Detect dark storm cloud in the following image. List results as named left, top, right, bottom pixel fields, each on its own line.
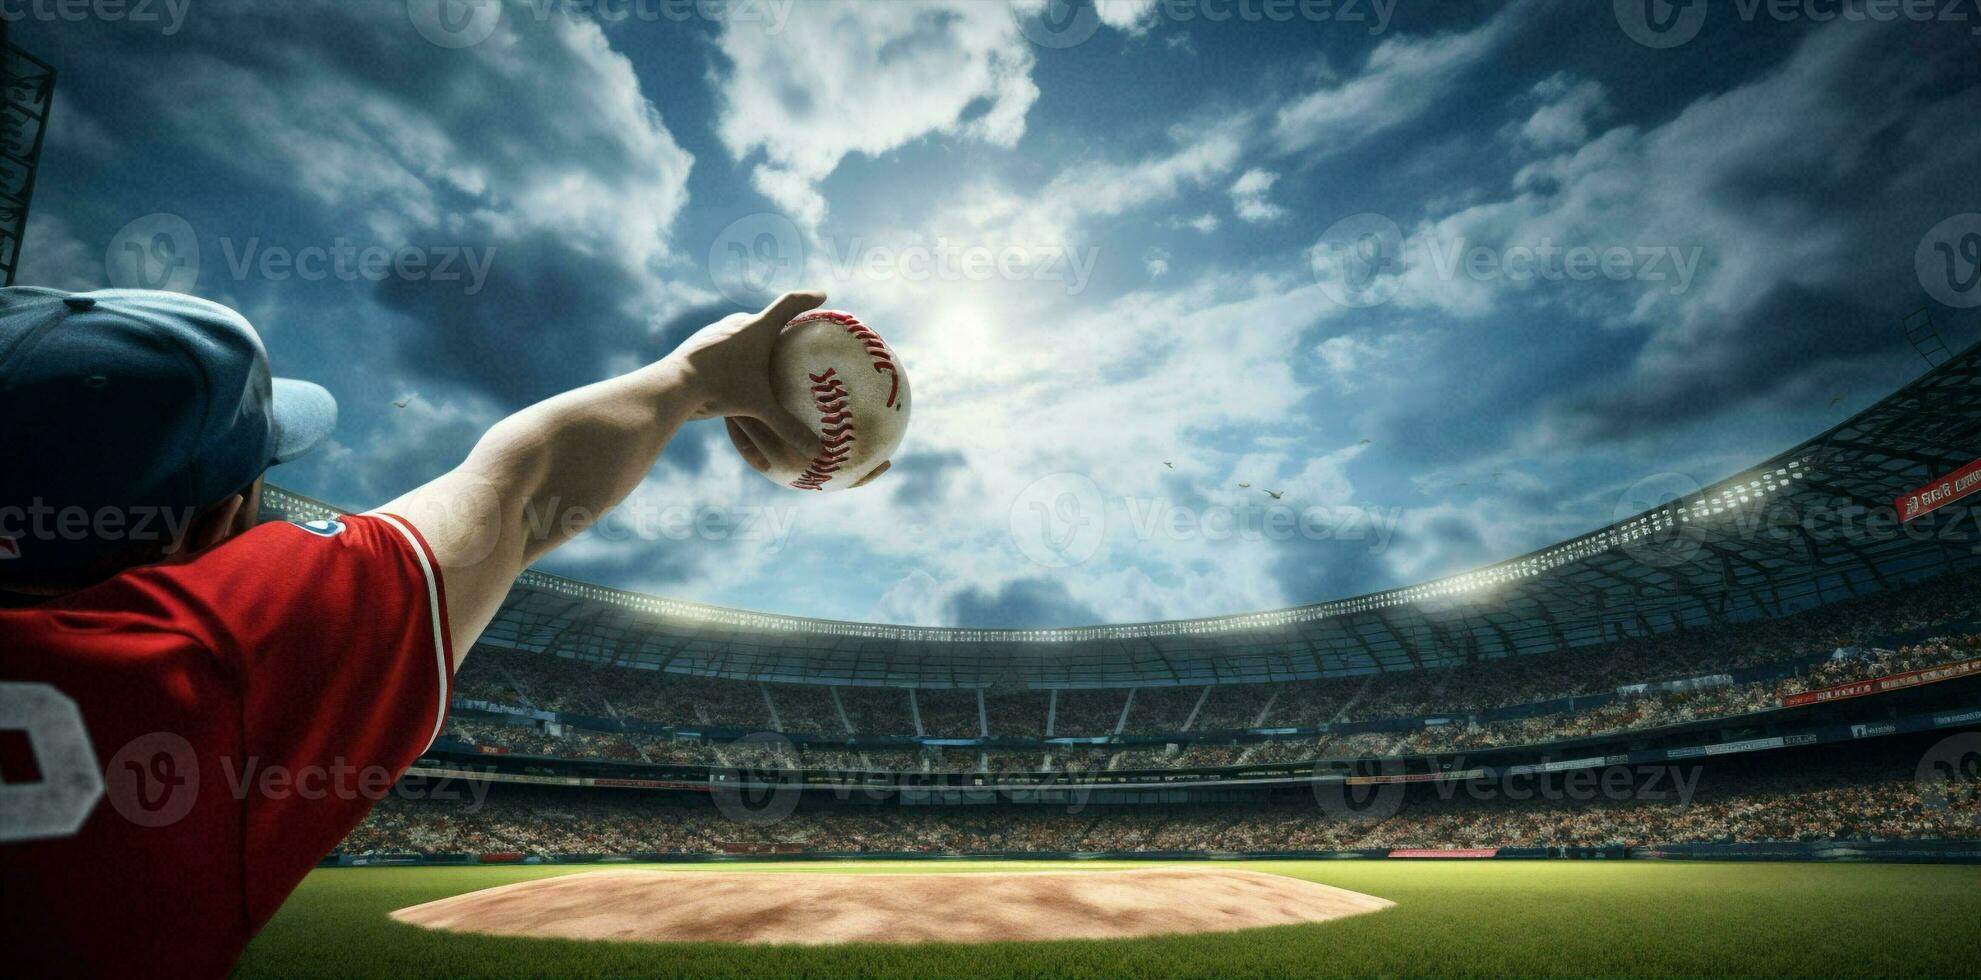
left=886, top=450, right=969, bottom=508
left=28, top=0, right=698, bottom=408
left=534, top=531, right=707, bottom=592
left=944, top=577, right=1101, bottom=629
left=1530, top=18, right=1981, bottom=448
left=371, top=234, right=653, bottom=405
left=650, top=303, right=745, bottom=353
left=1268, top=535, right=1396, bottom=608
left=656, top=418, right=728, bottom=475
left=350, top=406, right=489, bottom=504
left=1542, top=285, right=1917, bottom=446
left=1268, top=508, right=1501, bottom=608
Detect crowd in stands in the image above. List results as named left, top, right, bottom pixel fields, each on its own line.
left=985, top=691, right=1049, bottom=737
left=435, top=572, right=1978, bottom=773
left=449, top=719, right=558, bottom=757
left=440, top=632, right=1978, bottom=772
left=341, top=745, right=1981, bottom=856
left=914, top=688, right=980, bottom=738
left=1262, top=572, right=1979, bottom=729
left=1781, top=635, right=1976, bottom=696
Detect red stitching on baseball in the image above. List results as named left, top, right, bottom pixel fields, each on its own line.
left=792, top=310, right=901, bottom=408
left=791, top=366, right=854, bottom=491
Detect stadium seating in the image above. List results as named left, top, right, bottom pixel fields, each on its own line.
left=438, top=570, right=1979, bottom=772
left=342, top=737, right=1981, bottom=856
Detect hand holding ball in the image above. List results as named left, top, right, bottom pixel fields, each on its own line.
left=757, top=310, right=910, bottom=492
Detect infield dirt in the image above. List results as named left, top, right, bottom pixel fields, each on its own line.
left=389, top=866, right=1395, bottom=945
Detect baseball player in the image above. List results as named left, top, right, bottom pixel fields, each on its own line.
left=0, top=285, right=877, bottom=977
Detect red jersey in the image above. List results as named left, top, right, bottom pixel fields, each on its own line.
left=0, top=513, right=453, bottom=978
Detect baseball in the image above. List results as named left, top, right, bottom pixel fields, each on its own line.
left=758, top=310, right=911, bottom=492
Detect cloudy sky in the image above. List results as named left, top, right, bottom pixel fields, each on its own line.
left=18, top=0, right=1981, bottom=627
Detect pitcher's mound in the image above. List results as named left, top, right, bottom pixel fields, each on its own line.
left=390, top=867, right=1393, bottom=945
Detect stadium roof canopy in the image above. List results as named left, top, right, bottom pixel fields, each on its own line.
left=266, top=339, right=1981, bottom=688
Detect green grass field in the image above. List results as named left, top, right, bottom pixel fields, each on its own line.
left=237, top=860, right=1981, bottom=978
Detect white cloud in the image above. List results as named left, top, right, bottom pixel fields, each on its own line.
left=1274, top=7, right=1524, bottom=156
left=136, top=2, right=693, bottom=282
left=815, top=260, right=1354, bottom=622
left=14, top=212, right=96, bottom=291
left=348, top=391, right=501, bottom=501
left=1519, top=73, right=1609, bottom=149
left=1312, top=332, right=1405, bottom=391
left=1351, top=17, right=1979, bottom=453
left=714, top=1, right=1039, bottom=229
left=1392, top=18, right=1953, bottom=334
left=1144, top=246, right=1171, bottom=278
left=1230, top=168, right=1285, bottom=223
left=1171, top=212, right=1221, bottom=234
left=44, top=105, right=118, bottom=162
left=936, top=116, right=1248, bottom=251
left=1095, top=0, right=1163, bottom=32
left=1034, top=117, right=1249, bottom=236
left=867, top=569, right=950, bottom=627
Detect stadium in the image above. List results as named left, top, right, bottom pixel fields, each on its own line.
left=235, top=337, right=1981, bottom=975
left=7, top=5, right=1981, bottom=978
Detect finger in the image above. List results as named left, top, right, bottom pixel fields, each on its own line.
left=758, top=290, right=826, bottom=328
left=725, top=418, right=768, bottom=472
left=851, top=460, right=891, bottom=489
left=751, top=405, right=825, bottom=462
left=737, top=413, right=818, bottom=470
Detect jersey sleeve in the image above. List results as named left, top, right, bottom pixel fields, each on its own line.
left=144, top=512, right=454, bottom=928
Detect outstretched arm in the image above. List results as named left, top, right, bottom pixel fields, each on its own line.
left=378, top=291, right=871, bottom=661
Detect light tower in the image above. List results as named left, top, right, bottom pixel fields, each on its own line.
left=0, top=23, right=56, bottom=286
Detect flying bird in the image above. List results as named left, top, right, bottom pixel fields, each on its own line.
left=1358, top=439, right=1373, bottom=446
left=392, top=396, right=411, bottom=409
left=1162, top=461, right=1175, bottom=469
left=1264, top=489, right=1284, bottom=500
left=1456, top=481, right=1469, bottom=490
left=1828, top=395, right=1844, bottom=408
left=1237, top=482, right=1251, bottom=488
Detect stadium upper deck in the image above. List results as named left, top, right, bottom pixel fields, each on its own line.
left=267, top=341, right=1981, bottom=688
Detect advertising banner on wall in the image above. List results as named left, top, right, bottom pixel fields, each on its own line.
left=1782, top=658, right=1981, bottom=707
left=1896, top=457, right=1981, bottom=522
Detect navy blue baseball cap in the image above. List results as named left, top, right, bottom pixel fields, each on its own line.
left=0, top=287, right=337, bottom=575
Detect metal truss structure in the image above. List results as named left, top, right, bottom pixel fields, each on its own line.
left=0, top=24, right=55, bottom=287
left=266, top=341, right=1981, bottom=689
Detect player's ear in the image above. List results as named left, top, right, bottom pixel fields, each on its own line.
left=234, top=477, right=266, bottom=535
left=179, top=487, right=253, bottom=557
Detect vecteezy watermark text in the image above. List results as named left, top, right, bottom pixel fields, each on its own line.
left=0, top=501, right=201, bottom=555
left=410, top=0, right=797, bottom=48
left=105, top=214, right=498, bottom=295
left=1017, top=0, right=1399, bottom=49
left=1121, top=499, right=1402, bottom=549
left=95, top=731, right=492, bottom=832
left=519, top=0, right=794, bottom=30
left=216, top=238, right=498, bottom=296
left=1007, top=472, right=1405, bottom=569
left=520, top=497, right=801, bottom=552
left=1613, top=0, right=1981, bottom=49
left=0, top=0, right=190, bottom=35
left=1310, top=213, right=1706, bottom=308
left=708, top=212, right=1101, bottom=304
left=1313, top=757, right=1706, bottom=823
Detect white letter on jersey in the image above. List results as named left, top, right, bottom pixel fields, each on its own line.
left=0, top=683, right=105, bottom=842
